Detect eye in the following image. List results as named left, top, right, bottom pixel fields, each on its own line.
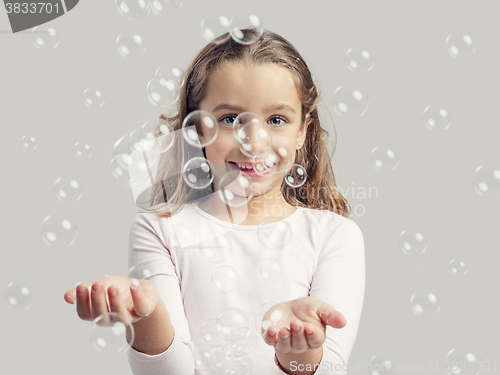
left=219, top=115, right=287, bottom=128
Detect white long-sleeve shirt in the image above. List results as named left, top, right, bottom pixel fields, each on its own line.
left=126, top=199, right=365, bottom=375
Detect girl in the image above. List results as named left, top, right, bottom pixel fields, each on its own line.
left=64, top=28, right=365, bottom=375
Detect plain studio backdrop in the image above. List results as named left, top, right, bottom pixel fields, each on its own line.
left=1, top=0, right=498, bottom=374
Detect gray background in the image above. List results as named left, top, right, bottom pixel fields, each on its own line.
left=1, top=0, right=498, bottom=374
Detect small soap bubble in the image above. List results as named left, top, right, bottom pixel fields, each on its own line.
left=193, top=346, right=212, bottom=370
left=183, top=157, right=214, bottom=189
left=472, top=165, right=500, bottom=198
left=115, top=0, right=150, bottom=21
left=110, top=157, right=131, bottom=188
left=253, top=142, right=293, bottom=177
left=82, top=88, right=106, bottom=108
left=257, top=257, right=284, bottom=283
left=410, top=291, right=441, bottom=317
left=54, top=176, right=83, bottom=203
left=345, top=47, right=375, bottom=73
left=423, top=105, right=452, bottom=130
left=332, top=85, right=369, bottom=117
left=211, top=265, right=239, bottom=293
left=146, top=77, right=178, bottom=108
left=448, top=259, right=468, bottom=276
left=367, top=354, right=394, bottom=375
left=40, top=214, right=78, bottom=247
left=370, top=146, right=399, bottom=171
left=168, top=222, right=197, bottom=250
left=199, top=231, right=232, bottom=263
left=216, top=308, right=249, bottom=341
left=445, top=348, right=482, bottom=375
left=21, top=136, right=38, bottom=150
left=258, top=216, right=292, bottom=250
left=116, top=32, right=146, bottom=57
left=217, top=170, right=253, bottom=207
left=199, top=318, right=226, bottom=347
left=285, top=164, right=307, bottom=187
left=201, top=13, right=231, bottom=44
left=182, top=110, right=219, bottom=148
left=229, top=11, right=263, bottom=45
left=74, top=142, right=93, bottom=158
left=232, top=112, right=271, bottom=157
left=90, top=312, right=134, bottom=354
left=254, top=302, right=292, bottom=338
left=210, top=345, right=253, bottom=374
left=31, top=26, right=60, bottom=50
left=221, top=328, right=258, bottom=356
left=149, top=0, right=182, bottom=16
left=2, top=282, right=32, bottom=311
left=446, top=33, right=476, bottom=58
left=399, top=229, right=428, bottom=255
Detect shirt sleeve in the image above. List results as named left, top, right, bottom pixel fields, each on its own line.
left=276, top=218, right=366, bottom=375
left=126, top=213, right=195, bottom=375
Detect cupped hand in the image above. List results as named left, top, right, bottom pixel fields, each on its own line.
left=63, top=275, right=159, bottom=325
left=262, top=297, right=346, bottom=354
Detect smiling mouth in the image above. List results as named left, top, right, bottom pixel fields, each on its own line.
left=228, top=161, right=276, bottom=172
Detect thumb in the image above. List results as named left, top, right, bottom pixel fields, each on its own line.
left=319, top=304, right=347, bottom=329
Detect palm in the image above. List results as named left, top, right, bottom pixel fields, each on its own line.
left=261, top=297, right=346, bottom=353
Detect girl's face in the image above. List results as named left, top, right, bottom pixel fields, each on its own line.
left=199, top=63, right=309, bottom=198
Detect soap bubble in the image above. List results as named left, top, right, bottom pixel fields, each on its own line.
left=445, top=347, right=482, bottom=375
left=149, top=0, right=182, bottom=16
left=82, top=88, right=106, bottom=108
left=410, top=291, right=441, bottom=317
left=40, top=215, right=78, bottom=247
left=199, top=231, right=232, bottom=263
left=2, top=282, right=33, bottom=312
left=90, top=312, right=135, bottom=354
left=116, top=32, right=146, bottom=57
left=423, top=105, right=452, bottom=131
left=370, top=146, right=399, bottom=172
left=257, top=257, right=284, bottom=283
left=229, top=11, right=263, bottom=45
left=115, top=0, right=150, bottom=21
left=201, top=13, right=231, bottom=44
left=252, top=142, right=293, bottom=177
left=472, top=165, right=500, bottom=198
left=31, top=26, right=60, bottom=50
left=232, top=112, right=271, bottom=157
left=446, top=33, right=476, bottom=58
left=183, top=157, right=213, bottom=189
left=332, top=85, right=369, bottom=117
left=448, top=259, right=468, bottom=276
left=254, top=302, right=292, bottom=338
left=399, top=229, right=428, bottom=255
left=146, top=77, right=177, bottom=108
left=285, top=164, right=307, bottom=187
left=182, top=110, right=219, bottom=148
left=199, top=318, right=226, bottom=347
left=210, top=345, right=253, bottom=374
left=21, top=136, right=38, bottom=150
left=366, top=354, right=394, bottom=375
left=54, top=176, right=83, bottom=203
left=217, top=170, right=253, bottom=207
left=258, top=216, right=292, bottom=250
left=345, top=47, right=375, bottom=73
left=74, top=142, right=92, bottom=158
left=211, top=266, right=239, bottom=293
left=216, top=308, right=249, bottom=341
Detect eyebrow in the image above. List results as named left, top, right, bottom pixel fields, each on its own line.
left=211, top=103, right=297, bottom=114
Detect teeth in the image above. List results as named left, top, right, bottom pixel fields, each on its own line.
left=235, top=162, right=253, bottom=170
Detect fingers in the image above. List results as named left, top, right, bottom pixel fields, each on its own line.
left=129, top=279, right=151, bottom=317
left=90, top=282, right=109, bottom=322
left=107, top=285, right=130, bottom=320
left=275, top=327, right=291, bottom=352
left=320, top=308, right=346, bottom=329
left=289, top=319, right=308, bottom=352
left=76, top=283, right=92, bottom=321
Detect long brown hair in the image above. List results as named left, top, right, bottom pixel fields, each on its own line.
left=137, top=28, right=351, bottom=218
